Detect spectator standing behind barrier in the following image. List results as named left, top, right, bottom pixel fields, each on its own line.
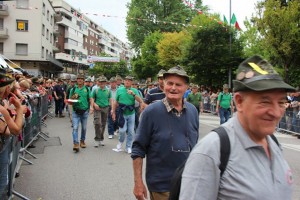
left=69, top=74, right=92, bottom=153
left=107, top=77, right=118, bottom=139
left=53, top=78, right=66, bottom=118
left=216, top=84, right=234, bottom=124
left=180, top=55, right=294, bottom=200
left=186, top=84, right=203, bottom=114
left=0, top=73, right=25, bottom=197
left=111, top=75, right=144, bottom=154
left=144, top=69, right=166, bottom=105
left=132, top=66, right=199, bottom=200
left=290, top=90, right=300, bottom=133
left=90, top=76, right=112, bottom=147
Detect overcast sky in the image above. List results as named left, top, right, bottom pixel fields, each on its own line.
left=65, top=0, right=258, bottom=44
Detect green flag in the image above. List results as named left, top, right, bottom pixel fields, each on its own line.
left=223, top=15, right=228, bottom=24
left=231, top=13, right=237, bottom=25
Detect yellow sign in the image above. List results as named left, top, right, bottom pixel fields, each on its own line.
left=17, top=22, right=24, bottom=30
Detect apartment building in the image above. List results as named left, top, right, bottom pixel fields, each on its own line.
left=0, top=0, right=133, bottom=77
left=1, top=0, right=63, bottom=77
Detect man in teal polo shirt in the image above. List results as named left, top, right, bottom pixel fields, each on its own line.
left=111, top=75, right=144, bottom=154
left=90, top=76, right=112, bottom=147
left=69, top=74, right=92, bottom=152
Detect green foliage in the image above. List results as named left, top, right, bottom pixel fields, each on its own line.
left=126, top=0, right=203, bottom=51
left=254, top=0, right=300, bottom=81
left=157, top=31, right=191, bottom=68
left=183, top=14, right=244, bottom=86
left=134, top=31, right=163, bottom=79
left=88, top=59, right=129, bottom=79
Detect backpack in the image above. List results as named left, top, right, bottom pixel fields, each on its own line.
left=169, top=126, right=280, bottom=200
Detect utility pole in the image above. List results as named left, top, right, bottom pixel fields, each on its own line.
left=228, top=0, right=232, bottom=89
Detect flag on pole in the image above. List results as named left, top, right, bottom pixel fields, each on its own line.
left=235, top=21, right=241, bottom=31
left=223, top=15, right=228, bottom=24
left=230, top=13, right=237, bottom=25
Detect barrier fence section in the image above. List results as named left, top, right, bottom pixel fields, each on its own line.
left=0, top=93, right=50, bottom=200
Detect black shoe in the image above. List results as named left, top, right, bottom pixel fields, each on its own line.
left=28, top=144, right=36, bottom=148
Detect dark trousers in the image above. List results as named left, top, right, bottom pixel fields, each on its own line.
left=135, top=106, right=140, bottom=130
left=54, top=98, right=64, bottom=115
left=107, top=106, right=119, bottom=135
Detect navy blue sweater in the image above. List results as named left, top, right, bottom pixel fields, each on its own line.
left=131, top=100, right=199, bottom=192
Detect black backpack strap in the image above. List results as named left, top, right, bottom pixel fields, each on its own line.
left=269, top=134, right=280, bottom=147
left=213, top=126, right=231, bottom=177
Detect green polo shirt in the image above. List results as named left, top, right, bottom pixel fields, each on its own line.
left=187, top=92, right=202, bottom=107
left=116, top=87, right=139, bottom=115
left=218, top=92, right=232, bottom=109
left=69, top=85, right=90, bottom=110
left=92, top=87, right=111, bottom=107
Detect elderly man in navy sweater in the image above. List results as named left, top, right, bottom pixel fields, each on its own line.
left=131, top=66, right=199, bottom=200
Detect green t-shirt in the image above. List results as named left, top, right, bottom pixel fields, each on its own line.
left=92, top=87, right=111, bottom=107
left=217, top=92, right=232, bottom=109
left=187, top=92, right=202, bottom=107
left=116, top=87, right=139, bottom=115
left=69, top=85, right=90, bottom=110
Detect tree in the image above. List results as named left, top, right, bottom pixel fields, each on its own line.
left=183, top=14, right=244, bottom=86
left=88, top=60, right=129, bottom=79
left=132, top=31, right=163, bottom=80
left=254, top=0, right=300, bottom=81
left=157, top=31, right=191, bottom=68
left=126, top=0, right=205, bottom=51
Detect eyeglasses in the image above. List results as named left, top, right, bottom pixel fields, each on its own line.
left=168, top=114, right=191, bottom=153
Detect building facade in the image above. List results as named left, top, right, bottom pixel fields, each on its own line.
left=0, top=0, right=133, bottom=78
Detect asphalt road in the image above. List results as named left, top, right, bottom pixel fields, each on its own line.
left=13, top=113, right=300, bottom=200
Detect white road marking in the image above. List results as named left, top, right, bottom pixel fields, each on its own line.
left=281, top=143, right=300, bottom=152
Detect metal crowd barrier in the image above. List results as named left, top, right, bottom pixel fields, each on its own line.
left=277, top=110, right=300, bottom=137
left=0, top=94, right=51, bottom=200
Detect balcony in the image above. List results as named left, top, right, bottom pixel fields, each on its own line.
left=52, top=44, right=60, bottom=52
left=53, top=25, right=60, bottom=36
left=64, top=43, right=87, bottom=55
left=46, top=54, right=64, bottom=70
left=55, top=52, right=88, bottom=65
left=0, top=28, right=8, bottom=39
left=0, top=4, right=9, bottom=16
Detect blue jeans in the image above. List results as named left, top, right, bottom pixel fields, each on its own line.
left=108, top=107, right=119, bottom=136
left=219, top=107, right=231, bottom=124
left=72, top=110, right=89, bottom=144
left=119, top=113, right=135, bottom=149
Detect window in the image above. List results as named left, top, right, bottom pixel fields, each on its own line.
left=50, top=33, right=52, bottom=43
left=50, top=15, right=53, bottom=25
left=16, top=43, right=28, bottom=55
left=0, top=43, right=3, bottom=54
left=16, top=0, right=29, bottom=9
left=46, top=49, right=48, bottom=56
left=46, top=29, right=49, bottom=40
left=42, top=24, right=45, bottom=36
left=16, top=20, right=28, bottom=31
left=42, top=3, right=45, bottom=15
left=41, top=46, right=44, bottom=58
left=47, top=10, right=49, bottom=21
